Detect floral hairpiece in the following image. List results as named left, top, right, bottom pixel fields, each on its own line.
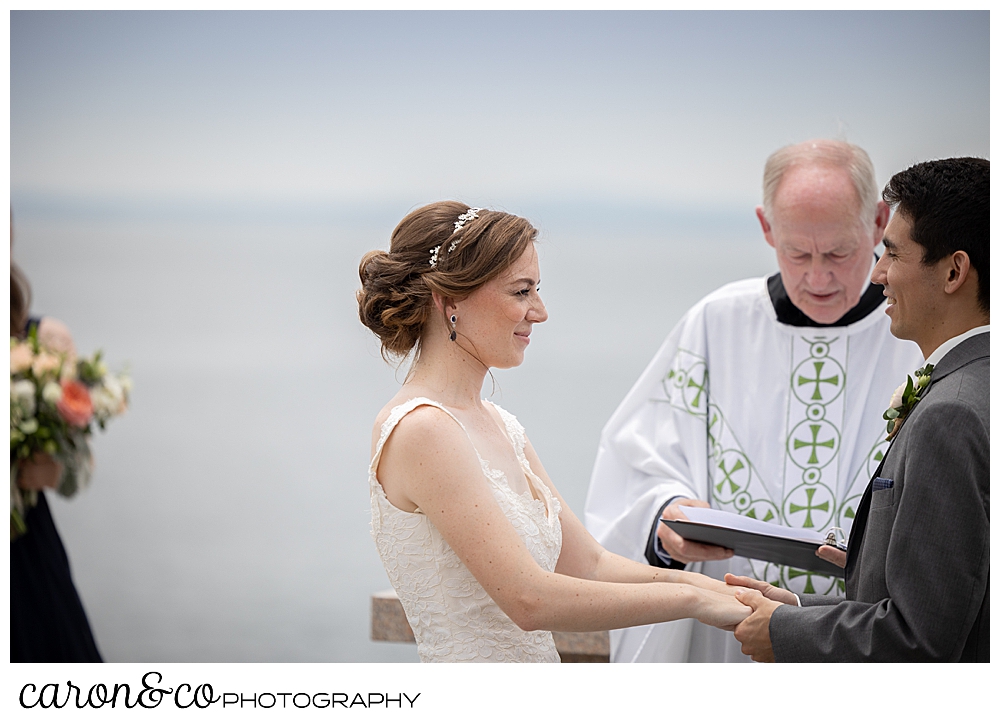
left=429, top=208, right=483, bottom=267
left=454, top=208, right=481, bottom=233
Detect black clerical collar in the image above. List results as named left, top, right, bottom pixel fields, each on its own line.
left=767, top=260, right=886, bottom=328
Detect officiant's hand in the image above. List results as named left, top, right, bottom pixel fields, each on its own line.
left=816, top=545, right=847, bottom=569
left=732, top=589, right=781, bottom=662
left=723, top=574, right=798, bottom=606
left=658, top=499, right=734, bottom=563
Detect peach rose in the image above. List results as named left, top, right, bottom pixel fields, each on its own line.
left=10, top=342, right=34, bottom=374
left=56, top=380, right=93, bottom=428
left=32, top=351, right=62, bottom=378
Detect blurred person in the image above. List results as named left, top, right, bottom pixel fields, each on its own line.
left=730, top=157, right=989, bottom=662
left=10, top=230, right=102, bottom=663
left=358, top=202, right=750, bottom=663
left=584, top=140, right=923, bottom=662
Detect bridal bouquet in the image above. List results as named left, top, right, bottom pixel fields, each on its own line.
left=10, top=330, right=132, bottom=539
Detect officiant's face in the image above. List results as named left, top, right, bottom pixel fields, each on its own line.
left=456, top=244, right=547, bottom=369
left=760, top=165, right=883, bottom=324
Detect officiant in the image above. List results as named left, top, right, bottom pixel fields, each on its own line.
left=584, top=139, right=923, bottom=663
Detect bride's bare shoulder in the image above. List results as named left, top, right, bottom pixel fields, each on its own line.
left=370, top=395, right=462, bottom=452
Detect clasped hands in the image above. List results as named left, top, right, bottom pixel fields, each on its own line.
left=723, top=550, right=846, bottom=662
left=659, top=499, right=848, bottom=662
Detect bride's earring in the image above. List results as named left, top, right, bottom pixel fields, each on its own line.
left=449, top=315, right=457, bottom=342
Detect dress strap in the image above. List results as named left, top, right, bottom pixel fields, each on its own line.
left=369, top=397, right=470, bottom=477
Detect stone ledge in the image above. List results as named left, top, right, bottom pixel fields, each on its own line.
left=371, top=590, right=610, bottom=663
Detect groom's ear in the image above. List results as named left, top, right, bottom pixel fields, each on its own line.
left=942, top=250, right=974, bottom=296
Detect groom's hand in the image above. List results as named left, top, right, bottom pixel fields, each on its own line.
left=816, top=544, right=847, bottom=569
left=733, top=589, right=781, bottom=663
left=657, top=499, right=734, bottom=563
left=724, top=574, right=799, bottom=606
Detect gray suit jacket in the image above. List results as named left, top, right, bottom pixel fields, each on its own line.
left=770, top=333, right=989, bottom=662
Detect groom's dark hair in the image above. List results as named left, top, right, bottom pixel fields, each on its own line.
left=882, top=157, right=989, bottom=312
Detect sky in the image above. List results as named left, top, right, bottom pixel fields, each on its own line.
left=11, top=10, right=990, bottom=214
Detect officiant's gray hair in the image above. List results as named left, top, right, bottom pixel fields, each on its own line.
left=761, top=140, right=878, bottom=226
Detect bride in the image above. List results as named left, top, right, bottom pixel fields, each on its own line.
left=358, top=202, right=749, bottom=662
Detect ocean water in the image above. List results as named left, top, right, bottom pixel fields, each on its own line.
left=13, top=203, right=776, bottom=662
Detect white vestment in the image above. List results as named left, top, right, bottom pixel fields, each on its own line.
left=584, top=276, right=923, bottom=663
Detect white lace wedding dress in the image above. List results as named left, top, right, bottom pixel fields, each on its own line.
left=369, top=397, right=562, bottom=663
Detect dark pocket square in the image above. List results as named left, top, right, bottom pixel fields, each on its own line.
left=873, top=477, right=894, bottom=491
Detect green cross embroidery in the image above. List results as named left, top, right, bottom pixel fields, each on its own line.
left=686, top=373, right=707, bottom=409
left=715, top=457, right=745, bottom=497
left=797, top=361, right=840, bottom=401
left=793, top=424, right=836, bottom=465
left=787, top=567, right=821, bottom=594
left=745, top=507, right=776, bottom=522
left=788, top=487, right=830, bottom=528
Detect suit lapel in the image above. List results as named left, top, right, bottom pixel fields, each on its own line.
left=846, top=439, right=893, bottom=577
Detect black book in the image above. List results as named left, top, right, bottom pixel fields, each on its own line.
left=663, top=508, right=845, bottom=578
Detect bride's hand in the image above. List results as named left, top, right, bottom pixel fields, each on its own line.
left=724, top=573, right=799, bottom=606
left=694, top=588, right=752, bottom=631
left=671, top=570, right=742, bottom=598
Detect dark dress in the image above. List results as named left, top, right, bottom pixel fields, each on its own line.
left=11, top=316, right=102, bottom=662
left=11, top=493, right=103, bottom=662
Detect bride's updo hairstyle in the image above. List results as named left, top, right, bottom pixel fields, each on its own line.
left=358, top=201, right=537, bottom=360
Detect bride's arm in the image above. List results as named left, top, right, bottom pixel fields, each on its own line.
left=521, top=436, right=738, bottom=598
left=376, top=407, right=748, bottom=633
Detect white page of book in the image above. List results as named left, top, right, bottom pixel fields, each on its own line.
left=682, top=506, right=829, bottom=545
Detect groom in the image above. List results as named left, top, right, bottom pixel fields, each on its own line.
left=729, top=157, right=989, bottom=662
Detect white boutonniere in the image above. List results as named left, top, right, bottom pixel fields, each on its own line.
left=882, top=363, right=934, bottom=440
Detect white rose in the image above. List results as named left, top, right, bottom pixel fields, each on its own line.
left=102, top=375, right=123, bottom=403
left=91, top=377, right=126, bottom=419
left=90, top=387, right=115, bottom=419
left=888, top=382, right=906, bottom=409
left=60, top=361, right=78, bottom=382
left=42, top=381, right=63, bottom=405
left=11, top=379, right=37, bottom=417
